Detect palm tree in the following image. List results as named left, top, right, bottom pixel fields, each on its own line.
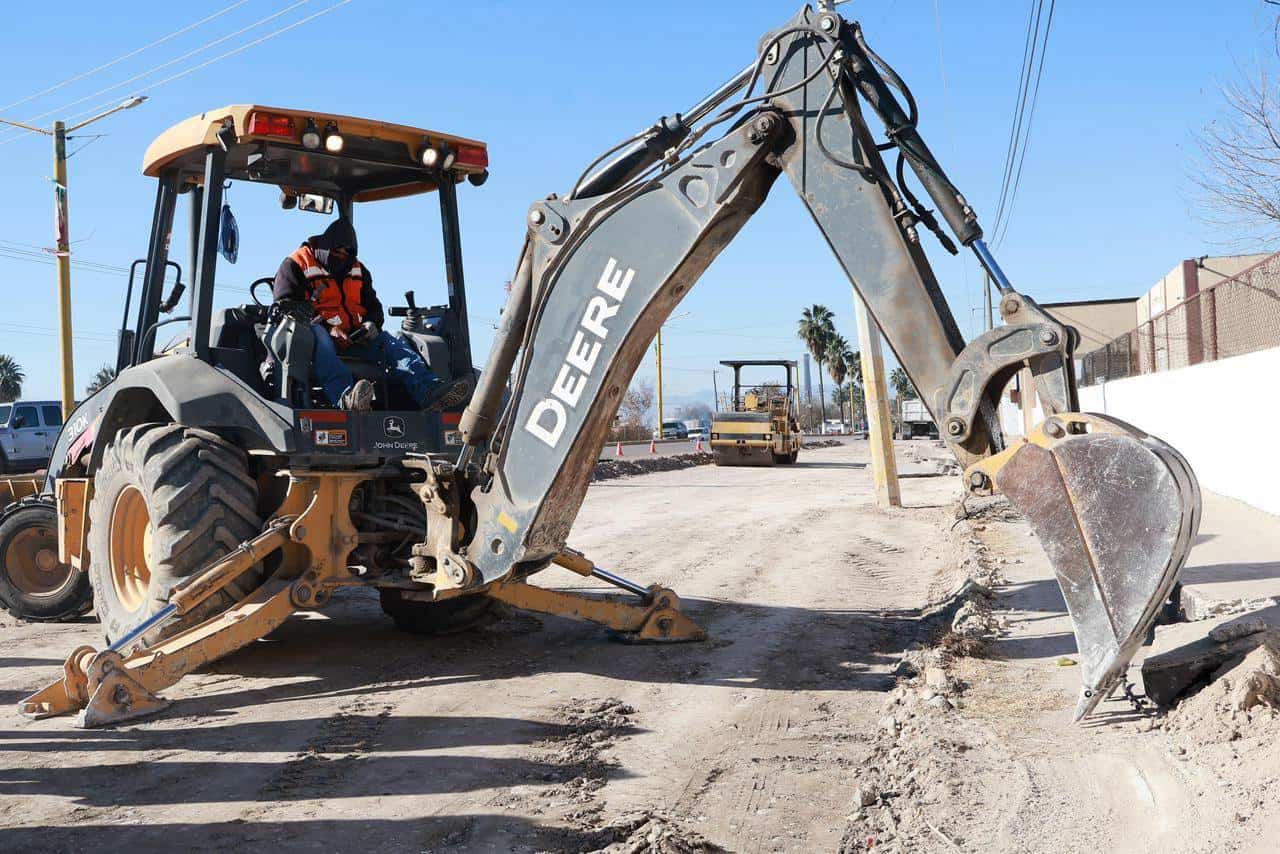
left=0, top=355, right=24, bottom=403
left=845, top=348, right=862, bottom=389
left=825, top=334, right=853, bottom=427
left=889, top=367, right=917, bottom=401
left=798, top=305, right=835, bottom=427
left=845, top=349, right=863, bottom=425
left=86, top=364, right=118, bottom=396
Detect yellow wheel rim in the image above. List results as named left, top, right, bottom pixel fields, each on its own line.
left=4, top=523, right=68, bottom=596
left=109, top=485, right=154, bottom=612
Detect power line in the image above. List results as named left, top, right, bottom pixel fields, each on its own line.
left=53, top=0, right=355, bottom=137
left=992, top=0, right=1056, bottom=248
left=990, top=1, right=1043, bottom=239
left=0, top=1, right=251, bottom=115
left=989, top=0, right=1056, bottom=249
left=0, top=240, right=248, bottom=296
left=0, top=0, right=317, bottom=144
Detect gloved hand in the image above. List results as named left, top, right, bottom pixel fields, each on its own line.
left=361, top=320, right=381, bottom=338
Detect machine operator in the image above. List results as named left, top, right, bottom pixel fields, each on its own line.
left=273, top=218, right=467, bottom=412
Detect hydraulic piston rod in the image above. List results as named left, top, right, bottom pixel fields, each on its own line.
left=971, top=239, right=1015, bottom=296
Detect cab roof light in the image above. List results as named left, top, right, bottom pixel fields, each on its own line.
left=323, top=122, right=344, bottom=153
left=247, top=111, right=296, bottom=139
left=301, top=119, right=322, bottom=150
left=455, top=144, right=488, bottom=169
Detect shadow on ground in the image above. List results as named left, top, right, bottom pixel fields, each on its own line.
left=1182, top=560, right=1280, bottom=587
left=2, top=815, right=644, bottom=854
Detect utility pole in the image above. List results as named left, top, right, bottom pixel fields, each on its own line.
left=0, top=96, right=147, bottom=418
left=52, top=121, right=74, bottom=420
left=711, top=369, right=719, bottom=414
left=655, top=326, right=664, bottom=434
left=853, top=293, right=901, bottom=508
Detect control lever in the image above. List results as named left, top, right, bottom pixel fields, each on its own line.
left=389, top=290, right=420, bottom=319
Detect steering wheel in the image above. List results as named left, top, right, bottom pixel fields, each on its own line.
left=250, top=277, right=274, bottom=306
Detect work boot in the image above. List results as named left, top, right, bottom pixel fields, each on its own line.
left=340, top=379, right=375, bottom=412
left=422, top=377, right=472, bottom=413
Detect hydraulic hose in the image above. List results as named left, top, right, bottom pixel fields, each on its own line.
left=457, top=242, right=533, bottom=452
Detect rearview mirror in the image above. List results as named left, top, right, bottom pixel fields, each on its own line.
left=297, top=194, right=335, bottom=215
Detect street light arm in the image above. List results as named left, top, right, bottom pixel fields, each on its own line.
left=66, top=96, right=147, bottom=133
left=0, top=116, right=51, bottom=135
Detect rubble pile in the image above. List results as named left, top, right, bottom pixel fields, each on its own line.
left=1165, top=631, right=1280, bottom=743
left=593, top=453, right=713, bottom=481
left=839, top=508, right=1008, bottom=852
left=584, top=813, right=724, bottom=854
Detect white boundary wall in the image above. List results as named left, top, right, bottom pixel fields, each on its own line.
left=1065, top=347, right=1280, bottom=515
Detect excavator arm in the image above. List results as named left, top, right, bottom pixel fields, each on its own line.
left=439, top=4, right=1200, bottom=718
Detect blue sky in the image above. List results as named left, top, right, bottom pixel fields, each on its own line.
left=0, top=1, right=1274, bottom=410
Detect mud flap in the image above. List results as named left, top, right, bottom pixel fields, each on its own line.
left=975, top=414, right=1200, bottom=719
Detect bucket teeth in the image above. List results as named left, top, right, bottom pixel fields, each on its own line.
left=984, top=414, right=1200, bottom=720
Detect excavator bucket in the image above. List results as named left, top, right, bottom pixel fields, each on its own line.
left=973, top=414, right=1200, bottom=719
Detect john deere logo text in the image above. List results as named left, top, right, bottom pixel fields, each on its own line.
left=524, top=257, right=634, bottom=449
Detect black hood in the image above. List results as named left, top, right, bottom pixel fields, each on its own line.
left=307, top=217, right=358, bottom=255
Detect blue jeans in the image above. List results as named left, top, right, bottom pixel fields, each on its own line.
left=312, top=326, right=441, bottom=406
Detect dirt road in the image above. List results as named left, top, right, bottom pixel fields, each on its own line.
left=1, top=441, right=1276, bottom=852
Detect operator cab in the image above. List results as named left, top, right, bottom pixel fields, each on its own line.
left=112, top=105, right=489, bottom=459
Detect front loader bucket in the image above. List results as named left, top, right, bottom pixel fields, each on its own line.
left=975, top=414, right=1200, bottom=719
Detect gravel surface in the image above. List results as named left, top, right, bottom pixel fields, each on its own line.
left=2, top=441, right=1276, bottom=852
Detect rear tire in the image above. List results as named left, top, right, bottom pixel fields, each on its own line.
left=88, top=424, right=264, bottom=645
left=0, top=499, right=92, bottom=621
left=379, top=588, right=497, bottom=635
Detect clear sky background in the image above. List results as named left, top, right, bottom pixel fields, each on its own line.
left=0, top=1, right=1275, bottom=411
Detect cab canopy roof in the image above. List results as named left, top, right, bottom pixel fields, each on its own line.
left=141, top=105, right=488, bottom=203
left=719, top=360, right=798, bottom=368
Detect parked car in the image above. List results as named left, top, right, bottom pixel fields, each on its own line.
left=684, top=419, right=711, bottom=440
left=654, top=420, right=689, bottom=440
left=0, top=400, right=63, bottom=473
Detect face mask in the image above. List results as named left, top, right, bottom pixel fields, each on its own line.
left=317, top=247, right=355, bottom=281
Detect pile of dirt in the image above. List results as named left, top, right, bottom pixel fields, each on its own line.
left=531, top=697, right=639, bottom=826
left=582, top=813, right=724, bottom=854
left=1164, top=631, right=1280, bottom=743
left=593, top=453, right=713, bottom=482
left=838, top=508, right=1011, bottom=852
left=805, top=439, right=844, bottom=449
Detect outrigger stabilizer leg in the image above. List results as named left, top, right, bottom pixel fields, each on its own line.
left=486, top=548, right=706, bottom=643
left=21, top=473, right=705, bottom=728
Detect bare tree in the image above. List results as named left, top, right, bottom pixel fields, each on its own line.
left=1194, top=62, right=1280, bottom=240
left=683, top=402, right=714, bottom=422
left=618, top=380, right=654, bottom=427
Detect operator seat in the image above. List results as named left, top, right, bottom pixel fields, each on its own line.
left=209, top=305, right=272, bottom=393
left=259, top=316, right=396, bottom=409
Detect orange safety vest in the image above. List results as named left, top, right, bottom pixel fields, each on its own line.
left=288, top=244, right=368, bottom=336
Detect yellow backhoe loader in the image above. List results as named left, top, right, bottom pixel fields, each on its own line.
left=24, top=4, right=1197, bottom=728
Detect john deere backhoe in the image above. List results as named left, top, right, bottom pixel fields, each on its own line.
left=24, top=3, right=1198, bottom=727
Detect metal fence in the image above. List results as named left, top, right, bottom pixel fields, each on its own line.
left=1079, top=252, right=1280, bottom=386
